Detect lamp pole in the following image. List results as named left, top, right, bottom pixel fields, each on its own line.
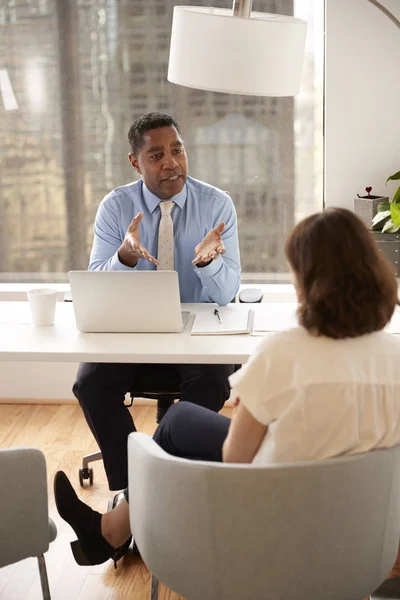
left=232, top=0, right=253, bottom=18
left=232, top=0, right=400, bottom=29
left=365, top=0, right=400, bottom=29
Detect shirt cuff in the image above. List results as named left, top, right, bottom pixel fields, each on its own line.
left=193, top=254, right=223, bottom=279
left=109, top=251, right=137, bottom=271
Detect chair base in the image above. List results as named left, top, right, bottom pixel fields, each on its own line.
left=151, top=574, right=159, bottom=600
left=38, top=554, right=51, bottom=600
left=156, top=398, right=175, bottom=424
left=79, top=450, right=102, bottom=486
left=79, top=396, right=177, bottom=486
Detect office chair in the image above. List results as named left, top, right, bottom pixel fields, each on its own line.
left=0, top=448, right=57, bottom=600
left=128, top=435, right=400, bottom=600
left=78, top=288, right=263, bottom=485
left=79, top=365, right=181, bottom=485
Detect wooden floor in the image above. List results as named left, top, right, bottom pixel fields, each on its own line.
left=0, top=403, right=232, bottom=600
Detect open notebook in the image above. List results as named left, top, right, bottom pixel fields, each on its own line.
left=192, top=303, right=400, bottom=336
left=191, top=304, right=298, bottom=336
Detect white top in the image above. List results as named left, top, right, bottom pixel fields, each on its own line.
left=229, top=326, right=400, bottom=465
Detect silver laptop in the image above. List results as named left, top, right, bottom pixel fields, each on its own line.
left=68, top=270, right=189, bottom=333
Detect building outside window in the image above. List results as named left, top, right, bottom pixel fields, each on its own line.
left=0, top=0, right=323, bottom=283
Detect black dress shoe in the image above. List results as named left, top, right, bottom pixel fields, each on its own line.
left=54, top=471, right=131, bottom=567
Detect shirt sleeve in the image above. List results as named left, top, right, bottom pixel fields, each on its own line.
left=229, top=335, right=293, bottom=425
left=88, top=194, right=135, bottom=271
left=193, top=192, right=241, bottom=305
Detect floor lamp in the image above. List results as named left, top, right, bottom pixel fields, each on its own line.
left=365, top=0, right=400, bottom=30
left=168, top=0, right=399, bottom=98
left=168, top=0, right=307, bottom=97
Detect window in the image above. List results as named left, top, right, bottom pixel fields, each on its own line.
left=0, top=0, right=323, bottom=283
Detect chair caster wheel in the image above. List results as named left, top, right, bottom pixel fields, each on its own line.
left=79, top=467, right=94, bottom=486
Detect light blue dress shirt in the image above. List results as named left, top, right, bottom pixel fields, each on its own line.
left=89, top=176, right=241, bottom=305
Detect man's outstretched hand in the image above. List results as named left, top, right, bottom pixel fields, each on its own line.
left=118, top=212, right=159, bottom=268
left=192, top=222, right=226, bottom=266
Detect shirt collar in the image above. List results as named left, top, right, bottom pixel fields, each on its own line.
left=142, top=180, right=188, bottom=214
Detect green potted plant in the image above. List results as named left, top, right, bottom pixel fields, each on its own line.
left=371, top=170, right=400, bottom=232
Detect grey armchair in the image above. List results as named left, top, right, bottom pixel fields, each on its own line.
left=127, top=433, right=400, bottom=600
left=0, top=447, right=57, bottom=600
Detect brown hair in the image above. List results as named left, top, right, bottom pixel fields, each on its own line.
left=285, top=207, right=398, bottom=339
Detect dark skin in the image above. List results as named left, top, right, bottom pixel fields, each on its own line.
left=118, top=126, right=226, bottom=268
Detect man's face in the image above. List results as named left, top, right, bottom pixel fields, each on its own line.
left=129, top=126, right=188, bottom=199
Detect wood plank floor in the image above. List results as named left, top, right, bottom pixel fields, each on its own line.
left=0, top=403, right=232, bottom=600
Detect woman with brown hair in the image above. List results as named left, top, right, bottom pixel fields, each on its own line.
left=55, top=207, right=400, bottom=567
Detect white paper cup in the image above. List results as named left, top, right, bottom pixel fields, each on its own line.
left=27, top=288, right=57, bottom=327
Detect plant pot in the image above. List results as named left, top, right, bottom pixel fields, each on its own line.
left=354, top=195, right=388, bottom=229
left=372, top=231, right=400, bottom=276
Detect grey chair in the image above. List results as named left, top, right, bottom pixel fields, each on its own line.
left=78, top=287, right=264, bottom=485
left=0, top=447, right=57, bottom=600
left=127, top=433, right=400, bottom=600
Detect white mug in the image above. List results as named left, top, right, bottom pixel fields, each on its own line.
left=27, top=288, right=57, bottom=327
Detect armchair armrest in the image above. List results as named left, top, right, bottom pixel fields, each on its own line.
left=128, top=431, right=183, bottom=463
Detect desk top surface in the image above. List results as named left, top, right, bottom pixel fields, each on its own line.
left=2, top=301, right=399, bottom=364
left=0, top=302, right=268, bottom=364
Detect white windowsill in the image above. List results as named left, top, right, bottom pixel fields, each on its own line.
left=0, top=282, right=297, bottom=303
left=0, top=283, right=69, bottom=301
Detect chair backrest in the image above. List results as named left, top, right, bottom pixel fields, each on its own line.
left=128, top=433, right=400, bottom=600
left=0, top=447, right=54, bottom=567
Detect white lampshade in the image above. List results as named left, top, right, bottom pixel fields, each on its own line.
left=168, top=7, right=308, bottom=97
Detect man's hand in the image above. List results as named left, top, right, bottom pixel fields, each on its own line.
left=192, top=222, right=226, bottom=266
left=118, top=213, right=159, bottom=268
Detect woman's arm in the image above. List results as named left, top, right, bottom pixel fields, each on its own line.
left=222, top=398, right=267, bottom=463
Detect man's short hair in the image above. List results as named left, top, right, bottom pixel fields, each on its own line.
left=128, top=112, right=180, bottom=155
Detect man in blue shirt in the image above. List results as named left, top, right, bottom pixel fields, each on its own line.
left=73, top=112, right=241, bottom=491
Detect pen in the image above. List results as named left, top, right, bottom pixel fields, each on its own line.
left=214, top=308, right=222, bottom=324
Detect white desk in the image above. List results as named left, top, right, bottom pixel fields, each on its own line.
left=2, top=301, right=400, bottom=366
left=0, top=302, right=265, bottom=365
left=2, top=301, right=400, bottom=402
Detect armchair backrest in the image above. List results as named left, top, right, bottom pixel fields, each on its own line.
left=128, top=433, right=400, bottom=600
left=0, top=447, right=52, bottom=567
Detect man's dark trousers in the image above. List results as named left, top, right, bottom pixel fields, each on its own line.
left=73, top=362, right=234, bottom=490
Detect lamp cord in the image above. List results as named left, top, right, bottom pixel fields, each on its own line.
left=365, top=0, right=400, bottom=29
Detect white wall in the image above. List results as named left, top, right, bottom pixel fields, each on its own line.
left=0, top=362, right=78, bottom=402
left=325, top=0, right=400, bottom=208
